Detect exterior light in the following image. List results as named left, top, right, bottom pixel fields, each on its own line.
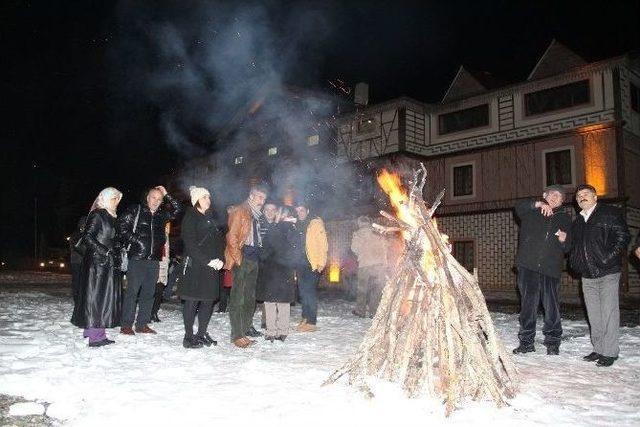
left=40, top=262, right=45, bottom=267
left=307, top=135, right=319, bottom=146
left=268, top=147, right=278, bottom=156
left=329, top=262, right=340, bottom=283
left=59, top=263, right=65, bottom=268
left=234, top=156, right=243, bottom=165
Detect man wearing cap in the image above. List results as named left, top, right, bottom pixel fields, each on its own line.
left=290, top=198, right=328, bottom=332
left=224, top=184, right=268, bottom=348
left=570, top=184, right=630, bottom=367
left=513, top=184, right=572, bottom=355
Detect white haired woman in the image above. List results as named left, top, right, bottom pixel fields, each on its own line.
left=71, top=187, right=123, bottom=347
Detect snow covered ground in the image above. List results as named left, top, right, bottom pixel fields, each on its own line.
left=1, top=288, right=639, bottom=426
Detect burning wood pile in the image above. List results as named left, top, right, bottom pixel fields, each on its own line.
left=323, top=164, right=518, bottom=415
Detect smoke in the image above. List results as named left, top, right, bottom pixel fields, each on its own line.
left=113, top=0, right=369, bottom=217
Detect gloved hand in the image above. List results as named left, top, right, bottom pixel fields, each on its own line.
left=207, top=259, right=224, bottom=270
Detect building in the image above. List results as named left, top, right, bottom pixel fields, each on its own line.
left=333, top=40, right=640, bottom=303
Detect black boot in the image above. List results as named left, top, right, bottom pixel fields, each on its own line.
left=151, top=282, right=163, bottom=322
left=246, top=326, right=263, bottom=337
left=545, top=344, right=560, bottom=355
left=183, top=336, right=204, bottom=349
left=196, top=332, right=218, bottom=347
left=512, top=343, right=535, bottom=354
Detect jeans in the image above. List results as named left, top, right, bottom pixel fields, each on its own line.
left=582, top=273, right=620, bottom=358
left=122, top=259, right=159, bottom=328
left=516, top=267, right=562, bottom=347
left=228, top=260, right=259, bottom=340
left=298, top=265, right=320, bottom=325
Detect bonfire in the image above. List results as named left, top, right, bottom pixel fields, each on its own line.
left=323, top=164, right=518, bottom=415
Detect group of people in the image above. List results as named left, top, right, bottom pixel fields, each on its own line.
left=514, top=183, right=640, bottom=367
left=70, top=183, right=329, bottom=349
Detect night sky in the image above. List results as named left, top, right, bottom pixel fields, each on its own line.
left=2, top=0, right=639, bottom=259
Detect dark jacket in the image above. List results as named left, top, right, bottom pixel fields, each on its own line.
left=569, top=203, right=630, bottom=279
left=177, top=207, right=225, bottom=301
left=69, top=216, right=87, bottom=265
left=71, top=209, right=122, bottom=328
left=257, top=221, right=295, bottom=303
left=515, top=200, right=572, bottom=278
left=117, top=194, right=181, bottom=261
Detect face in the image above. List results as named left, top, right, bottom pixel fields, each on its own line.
left=106, top=196, right=121, bottom=212
left=576, top=188, right=598, bottom=211
left=197, top=194, right=211, bottom=212
left=295, top=206, right=308, bottom=221
left=543, top=190, right=564, bottom=209
left=263, top=203, right=278, bottom=222
left=146, top=189, right=163, bottom=212
left=249, top=190, right=267, bottom=209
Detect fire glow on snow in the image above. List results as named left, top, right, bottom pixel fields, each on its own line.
left=0, top=289, right=639, bottom=426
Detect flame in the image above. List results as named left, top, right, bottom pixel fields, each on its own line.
left=329, top=263, right=340, bottom=283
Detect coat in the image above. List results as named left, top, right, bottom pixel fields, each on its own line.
left=223, top=203, right=252, bottom=269
left=289, top=217, right=328, bottom=272
left=514, top=200, right=572, bottom=278
left=71, top=209, right=122, bottom=329
left=256, top=222, right=295, bottom=303
left=351, top=226, right=389, bottom=268
left=177, top=207, right=225, bottom=301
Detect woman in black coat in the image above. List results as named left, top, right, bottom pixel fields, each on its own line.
left=256, top=202, right=295, bottom=341
left=177, top=186, right=225, bottom=348
left=71, top=187, right=123, bottom=347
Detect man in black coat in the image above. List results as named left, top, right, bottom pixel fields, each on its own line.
left=569, top=184, right=630, bottom=367
left=513, top=185, right=572, bottom=355
left=117, top=185, right=181, bottom=335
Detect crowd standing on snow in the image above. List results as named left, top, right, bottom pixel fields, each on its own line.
left=69, top=181, right=640, bottom=362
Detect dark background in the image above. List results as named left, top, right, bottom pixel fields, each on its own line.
left=1, top=0, right=638, bottom=260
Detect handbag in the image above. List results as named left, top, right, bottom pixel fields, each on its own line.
left=71, top=217, right=89, bottom=256
left=121, top=205, right=141, bottom=273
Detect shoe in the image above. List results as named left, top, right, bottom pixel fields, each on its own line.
left=151, top=314, right=161, bottom=323
left=546, top=345, right=559, bottom=355
left=265, top=335, right=275, bottom=342
left=246, top=326, right=263, bottom=337
left=183, top=336, right=204, bottom=349
left=512, top=344, right=535, bottom=354
left=88, top=338, right=116, bottom=348
left=275, top=335, right=287, bottom=342
left=582, top=352, right=601, bottom=362
left=120, top=327, right=135, bottom=335
left=299, top=323, right=317, bottom=332
left=135, top=325, right=157, bottom=334
left=233, top=337, right=254, bottom=348
left=596, top=356, right=618, bottom=367
left=196, top=333, right=217, bottom=347
left=296, top=319, right=308, bottom=332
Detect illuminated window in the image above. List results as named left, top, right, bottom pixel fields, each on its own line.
left=452, top=240, right=475, bottom=272
left=234, top=156, right=243, bottom=165
left=307, top=135, right=319, bottom=146
left=631, top=83, right=640, bottom=113
left=438, top=104, right=489, bottom=135
left=356, top=117, right=377, bottom=135
left=452, top=163, right=474, bottom=197
left=525, top=80, right=590, bottom=116
left=268, top=147, right=278, bottom=156
left=543, top=147, right=574, bottom=186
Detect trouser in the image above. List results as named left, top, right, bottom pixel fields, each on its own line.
left=71, top=263, right=82, bottom=307
left=355, top=265, right=386, bottom=316
left=151, top=282, right=164, bottom=320
left=163, top=268, right=179, bottom=299
left=217, top=286, right=230, bottom=312
left=228, top=259, right=259, bottom=340
left=84, top=328, right=106, bottom=343
left=582, top=273, right=620, bottom=358
left=183, top=299, right=214, bottom=338
left=298, top=265, right=320, bottom=325
left=516, top=267, right=562, bottom=347
left=122, top=259, right=160, bottom=329
left=264, top=302, right=290, bottom=336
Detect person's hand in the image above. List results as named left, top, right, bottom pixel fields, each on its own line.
left=207, top=259, right=224, bottom=270
left=155, top=186, right=168, bottom=197
left=535, top=201, right=553, bottom=217
left=555, top=229, right=567, bottom=243
left=282, top=216, right=297, bottom=223
left=635, top=247, right=640, bottom=259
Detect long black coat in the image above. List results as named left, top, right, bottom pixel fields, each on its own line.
left=256, top=222, right=295, bottom=303
left=177, top=207, right=225, bottom=301
left=71, top=209, right=122, bottom=328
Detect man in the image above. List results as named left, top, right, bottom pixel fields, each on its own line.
left=290, top=199, right=328, bottom=332
left=513, top=185, right=571, bottom=355
left=224, top=184, right=268, bottom=348
left=117, top=186, right=181, bottom=335
left=570, top=184, right=630, bottom=367
left=350, top=216, right=389, bottom=318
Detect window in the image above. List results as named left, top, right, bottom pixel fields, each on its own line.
left=452, top=240, right=475, bottom=272
left=524, top=79, right=590, bottom=116
left=544, top=148, right=574, bottom=186
left=631, top=83, right=640, bottom=113
left=234, top=156, right=243, bottom=165
left=268, top=147, right=278, bottom=156
left=452, top=163, right=474, bottom=197
left=438, top=104, right=489, bottom=135
left=356, top=117, right=377, bottom=135
left=307, top=134, right=319, bottom=146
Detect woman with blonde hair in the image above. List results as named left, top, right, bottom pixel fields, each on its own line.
left=71, top=187, right=123, bottom=347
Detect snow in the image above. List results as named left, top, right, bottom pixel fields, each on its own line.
left=0, top=290, right=639, bottom=426
left=8, top=401, right=45, bottom=416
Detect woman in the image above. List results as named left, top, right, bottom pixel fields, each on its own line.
left=257, top=202, right=295, bottom=342
left=71, top=187, right=123, bottom=347
left=178, top=186, right=225, bottom=349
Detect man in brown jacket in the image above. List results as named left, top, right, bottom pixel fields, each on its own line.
left=224, top=184, right=268, bottom=348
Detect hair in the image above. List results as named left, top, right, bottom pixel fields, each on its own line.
left=575, top=184, right=597, bottom=195
left=249, top=183, right=269, bottom=196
